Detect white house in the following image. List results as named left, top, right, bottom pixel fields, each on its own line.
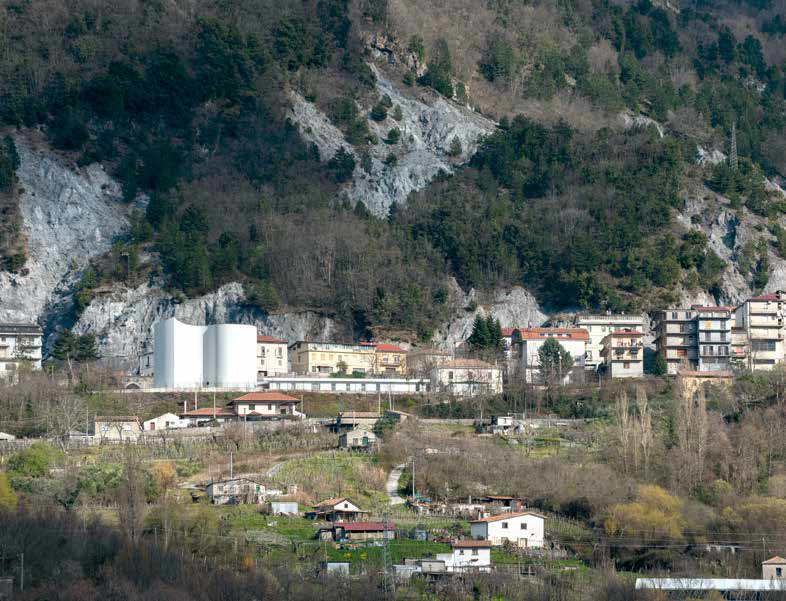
left=257, top=335, right=288, bottom=378
left=430, top=359, right=503, bottom=396
left=229, top=392, right=304, bottom=419
left=469, top=511, right=545, bottom=548
left=338, top=428, right=378, bottom=450
left=152, top=317, right=257, bottom=389
left=94, top=416, right=142, bottom=442
left=511, top=328, right=589, bottom=384
left=143, top=412, right=189, bottom=431
left=436, top=540, right=492, bottom=573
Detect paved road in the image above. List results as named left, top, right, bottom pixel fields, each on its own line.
left=386, top=463, right=407, bottom=505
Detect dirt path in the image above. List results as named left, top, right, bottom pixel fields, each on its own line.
left=386, top=463, right=407, bottom=505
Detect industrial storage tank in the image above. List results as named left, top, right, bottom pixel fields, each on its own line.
left=153, top=318, right=257, bottom=389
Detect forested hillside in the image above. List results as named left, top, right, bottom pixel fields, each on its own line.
left=1, top=0, right=786, bottom=338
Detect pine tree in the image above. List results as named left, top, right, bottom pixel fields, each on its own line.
left=51, top=329, right=77, bottom=361
left=76, top=333, right=99, bottom=361
left=468, top=315, right=490, bottom=349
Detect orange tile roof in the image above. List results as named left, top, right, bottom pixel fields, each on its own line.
left=763, top=556, right=786, bottom=564
left=258, top=335, right=287, bottom=344
left=470, top=511, right=545, bottom=523
left=501, top=328, right=517, bottom=337
left=232, top=392, right=300, bottom=403
left=749, top=294, right=780, bottom=301
left=375, top=343, right=407, bottom=353
left=314, top=497, right=350, bottom=508
left=452, top=540, right=493, bottom=548
left=517, top=328, right=589, bottom=341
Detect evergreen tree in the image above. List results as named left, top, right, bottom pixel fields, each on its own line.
left=51, top=329, right=78, bottom=361
left=468, top=314, right=490, bottom=349
left=538, top=337, right=573, bottom=386
left=653, top=352, right=667, bottom=376
left=76, top=333, right=99, bottom=361
left=447, top=136, right=463, bottom=157
left=485, top=315, right=503, bottom=350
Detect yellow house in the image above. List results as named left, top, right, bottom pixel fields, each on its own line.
left=373, top=343, right=407, bottom=375
left=289, top=341, right=376, bottom=375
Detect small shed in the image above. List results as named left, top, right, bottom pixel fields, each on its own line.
left=763, top=556, right=786, bottom=580
left=270, top=501, right=299, bottom=515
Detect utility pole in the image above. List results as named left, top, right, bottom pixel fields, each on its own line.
left=229, top=451, right=233, bottom=479
left=410, top=456, right=416, bottom=500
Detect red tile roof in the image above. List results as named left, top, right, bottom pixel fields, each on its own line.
left=179, top=407, right=236, bottom=417
left=257, top=335, right=287, bottom=344
left=452, top=540, right=492, bottom=548
left=763, top=556, right=786, bottom=565
left=374, top=343, right=407, bottom=353
left=501, top=328, right=517, bottom=337
left=749, top=294, right=780, bottom=301
left=516, top=328, right=589, bottom=341
left=336, top=522, right=394, bottom=531
left=232, top=392, right=300, bottom=403
left=609, top=331, right=643, bottom=336
left=470, top=511, right=545, bottom=523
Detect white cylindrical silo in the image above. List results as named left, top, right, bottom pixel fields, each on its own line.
left=209, top=324, right=257, bottom=388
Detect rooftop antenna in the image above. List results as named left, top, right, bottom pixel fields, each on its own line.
left=729, top=122, right=738, bottom=171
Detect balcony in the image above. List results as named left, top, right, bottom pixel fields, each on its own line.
left=699, top=349, right=730, bottom=357
left=750, top=332, right=783, bottom=341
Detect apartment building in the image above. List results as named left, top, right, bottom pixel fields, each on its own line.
left=289, top=341, right=376, bottom=375
left=654, top=309, right=699, bottom=375
left=430, top=359, right=503, bottom=396
left=0, top=323, right=43, bottom=376
left=736, top=292, right=786, bottom=371
left=695, top=307, right=733, bottom=372
left=510, top=328, right=589, bottom=383
left=576, top=314, right=646, bottom=370
left=257, top=335, right=288, bottom=378
left=601, top=331, right=644, bottom=378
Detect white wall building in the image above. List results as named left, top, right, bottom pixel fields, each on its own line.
left=230, top=392, right=304, bottom=418
left=265, top=376, right=427, bottom=395
left=257, top=335, right=288, bottom=378
left=436, top=540, right=492, bottom=573
left=0, top=323, right=43, bottom=377
left=430, top=359, right=503, bottom=396
left=576, top=315, right=645, bottom=370
left=143, top=412, right=189, bottom=431
left=469, top=511, right=545, bottom=548
left=94, top=416, right=142, bottom=442
left=153, top=317, right=257, bottom=389
left=511, top=328, right=588, bottom=384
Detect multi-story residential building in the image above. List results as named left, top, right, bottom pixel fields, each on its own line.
left=736, top=292, right=786, bottom=371
left=510, top=328, right=589, bottom=383
left=430, top=359, right=503, bottom=396
left=373, top=343, right=407, bottom=375
left=695, top=307, right=733, bottom=372
left=257, top=335, right=288, bottom=378
left=654, top=309, right=699, bottom=375
left=0, top=323, right=43, bottom=377
left=289, top=341, right=376, bottom=375
left=601, top=331, right=644, bottom=378
left=576, top=314, right=646, bottom=370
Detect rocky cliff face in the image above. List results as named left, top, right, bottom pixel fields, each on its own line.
left=289, top=64, right=496, bottom=217
left=0, top=134, right=131, bottom=328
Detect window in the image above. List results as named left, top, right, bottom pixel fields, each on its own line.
left=249, top=404, right=255, bottom=411
left=521, top=523, right=527, bottom=530
left=587, top=351, right=592, bottom=360
left=624, top=362, right=630, bottom=369
left=777, top=568, right=783, bottom=577
left=459, top=549, right=465, bottom=555
left=502, top=522, right=508, bottom=529
left=671, top=312, right=678, bottom=319
left=448, top=371, right=454, bottom=380
left=472, top=549, right=478, bottom=556
left=268, top=404, right=272, bottom=410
